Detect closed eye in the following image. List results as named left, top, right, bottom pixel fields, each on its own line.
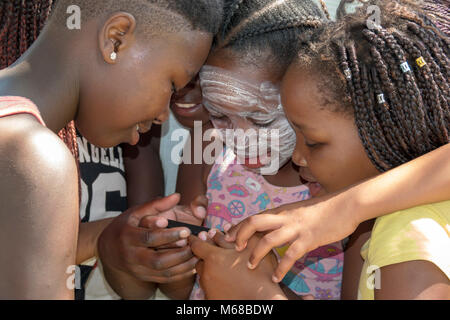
left=250, top=119, right=276, bottom=127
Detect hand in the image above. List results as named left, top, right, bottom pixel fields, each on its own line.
left=97, top=194, right=198, bottom=283
left=145, top=194, right=209, bottom=227
left=190, top=233, right=287, bottom=300
left=224, top=193, right=358, bottom=283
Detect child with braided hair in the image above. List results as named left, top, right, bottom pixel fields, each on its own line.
left=0, top=0, right=223, bottom=299
left=212, top=0, right=449, bottom=299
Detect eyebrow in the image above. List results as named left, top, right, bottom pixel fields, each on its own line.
left=291, top=119, right=312, bottom=132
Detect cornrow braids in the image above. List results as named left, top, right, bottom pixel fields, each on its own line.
left=217, top=0, right=328, bottom=72
left=0, top=0, right=79, bottom=161
left=423, top=0, right=450, bottom=36
left=294, top=0, right=449, bottom=172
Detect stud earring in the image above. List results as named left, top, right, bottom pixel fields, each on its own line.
left=110, top=52, right=117, bottom=61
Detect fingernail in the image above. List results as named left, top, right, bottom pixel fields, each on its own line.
left=175, top=239, right=187, bottom=247
left=156, top=219, right=167, bottom=228
left=207, top=228, right=217, bottom=239
left=223, top=223, right=232, bottom=233
left=196, top=206, right=206, bottom=219
left=192, top=268, right=197, bottom=275
left=224, top=234, right=233, bottom=242
left=179, top=229, right=190, bottom=238
left=199, top=232, right=207, bottom=241
left=247, top=261, right=255, bottom=270
left=272, top=275, right=280, bottom=283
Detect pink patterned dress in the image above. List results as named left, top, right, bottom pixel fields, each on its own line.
left=190, top=149, right=344, bottom=300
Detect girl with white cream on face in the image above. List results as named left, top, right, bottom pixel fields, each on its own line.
left=174, top=0, right=343, bottom=300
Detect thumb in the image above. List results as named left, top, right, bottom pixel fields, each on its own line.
left=189, top=235, right=215, bottom=260
left=190, top=195, right=208, bottom=220
left=128, top=193, right=181, bottom=227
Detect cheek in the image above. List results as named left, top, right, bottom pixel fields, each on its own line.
left=310, top=138, right=380, bottom=193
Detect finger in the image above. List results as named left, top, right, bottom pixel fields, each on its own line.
left=190, top=195, right=208, bottom=220
left=273, top=239, right=310, bottom=283
left=209, top=229, right=235, bottom=249
left=198, top=231, right=208, bottom=241
left=189, top=235, right=216, bottom=260
left=135, top=246, right=194, bottom=270
left=128, top=193, right=181, bottom=227
left=139, top=215, right=169, bottom=230
left=248, top=227, right=298, bottom=269
left=137, top=257, right=199, bottom=284
left=156, top=238, right=189, bottom=249
left=147, top=256, right=199, bottom=283
left=233, top=215, right=286, bottom=251
left=125, top=224, right=191, bottom=248
left=196, top=260, right=204, bottom=276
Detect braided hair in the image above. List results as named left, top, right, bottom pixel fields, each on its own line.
left=216, top=0, right=327, bottom=72
left=293, top=0, right=449, bottom=172
left=0, top=0, right=78, bottom=159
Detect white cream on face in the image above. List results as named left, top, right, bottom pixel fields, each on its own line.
left=199, top=65, right=296, bottom=172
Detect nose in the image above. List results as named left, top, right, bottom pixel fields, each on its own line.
left=154, top=108, right=170, bottom=125
left=292, top=138, right=308, bottom=167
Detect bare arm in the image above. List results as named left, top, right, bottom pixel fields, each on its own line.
left=94, top=127, right=165, bottom=299
left=0, top=117, right=79, bottom=299
left=159, top=121, right=214, bottom=300
left=375, top=261, right=450, bottom=300
left=229, top=144, right=450, bottom=282
left=341, top=220, right=374, bottom=300
left=340, top=143, right=450, bottom=224
left=123, top=125, right=164, bottom=207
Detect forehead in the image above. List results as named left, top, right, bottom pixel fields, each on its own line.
left=206, top=48, right=282, bottom=85
left=281, top=66, right=328, bottom=121
left=148, top=30, right=212, bottom=71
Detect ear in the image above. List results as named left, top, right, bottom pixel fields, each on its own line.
left=99, top=12, right=137, bottom=64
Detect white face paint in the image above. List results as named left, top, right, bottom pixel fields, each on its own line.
left=199, top=65, right=296, bottom=174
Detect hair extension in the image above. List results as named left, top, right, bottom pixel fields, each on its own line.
left=294, top=0, right=449, bottom=172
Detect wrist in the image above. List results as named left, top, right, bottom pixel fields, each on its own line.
left=94, top=218, right=115, bottom=258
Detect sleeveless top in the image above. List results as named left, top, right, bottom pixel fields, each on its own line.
left=0, top=96, right=45, bottom=125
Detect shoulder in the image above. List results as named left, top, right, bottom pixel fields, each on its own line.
left=371, top=201, right=450, bottom=242
left=0, top=114, right=78, bottom=207
left=367, top=201, right=450, bottom=275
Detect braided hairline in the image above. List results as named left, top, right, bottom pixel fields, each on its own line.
left=297, top=0, right=449, bottom=172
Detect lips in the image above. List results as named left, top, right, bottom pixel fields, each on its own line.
left=298, top=168, right=322, bottom=197
left=237, top=152, right=272, bottom=169
left=171, top=102, right=204, bottom=117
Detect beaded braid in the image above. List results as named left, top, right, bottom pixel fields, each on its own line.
left=297, top=0, right=449, bottom=172
left=0, top=0, right=79, bottom=160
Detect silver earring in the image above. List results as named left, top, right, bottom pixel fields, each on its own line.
left=110, top=52, right=117, bottom=61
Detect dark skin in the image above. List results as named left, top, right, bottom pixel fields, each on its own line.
left=170, top=48, right=303, bottom=299
left=0, top=10, right=212, bottom=299
left=190, top=232, right=288, bottom=300
left=280, top=64, right=449, bottom=299
left=76, top=128, right=164, bottom=299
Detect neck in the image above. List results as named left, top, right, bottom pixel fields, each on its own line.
left=0, top=25, right=80, bottom=133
